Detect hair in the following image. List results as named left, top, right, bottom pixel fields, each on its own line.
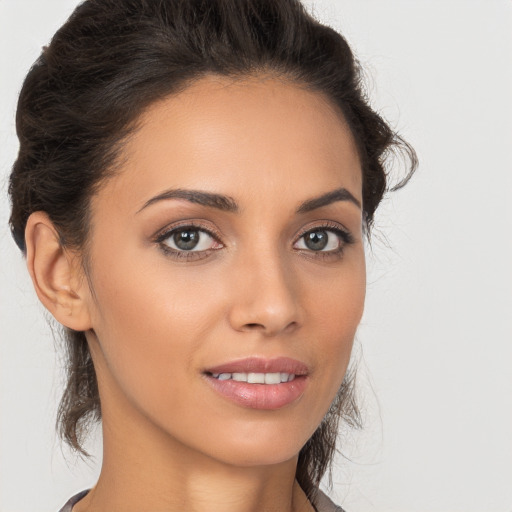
left=8, top=0, right=416, bottom=499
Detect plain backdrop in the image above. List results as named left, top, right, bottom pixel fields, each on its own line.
left=1, top=1, right=511, bottom=511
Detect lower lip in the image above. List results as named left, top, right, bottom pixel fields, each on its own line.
left=204, top=375, right=308, bottom=410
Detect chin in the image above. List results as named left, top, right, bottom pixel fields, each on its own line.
left=210, top=442, right=302, bottom=469
left=184, top=416, right=316, bottom=469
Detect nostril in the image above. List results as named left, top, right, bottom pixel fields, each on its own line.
left=241, top=320, right=298, bottom=335
left=245, top=323, right=264, bottom=330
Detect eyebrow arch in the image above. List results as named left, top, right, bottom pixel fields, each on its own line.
left=296, top=187, right=361, bottom=213
left=137, top=188, right=239, bottom=214
left=137, top=186, right=360, bottom=215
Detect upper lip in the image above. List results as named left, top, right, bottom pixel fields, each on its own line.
left=204, top=357, right=309, bottom=376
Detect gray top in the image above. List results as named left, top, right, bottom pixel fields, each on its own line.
left=58, top=488, right=345, bottom=511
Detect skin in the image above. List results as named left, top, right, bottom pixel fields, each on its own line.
left=25, top=75, right=365, bottom=512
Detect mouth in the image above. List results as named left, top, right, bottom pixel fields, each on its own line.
left=203, top=357, right=309, bottom=410
left=208, top=371, right=297, bottom=384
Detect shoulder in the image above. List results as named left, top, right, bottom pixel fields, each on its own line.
left=57, top=490, right=90, bottom=512
left=313, top=489, right=346, bottom=512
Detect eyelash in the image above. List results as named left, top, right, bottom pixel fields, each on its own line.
left=154, top=221, right=354, bottom=262
left=295, top=221, right=355, bottom=261
left=154, top=221, right=223, bottom=262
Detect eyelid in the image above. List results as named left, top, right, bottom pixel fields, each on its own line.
left=293, top=220, right=355, bottom=260
left=153, top=220, right=224, bottom=260
left=294, top=220, right=354, bottom=244
left=152, top=219, right=354, bottom=262
left=153, top=220, right=223, bottom=244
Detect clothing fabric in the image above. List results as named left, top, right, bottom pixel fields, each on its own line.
left=58, top=488, right=345, bottom=511
left=58, top=490, right=89, bottom=512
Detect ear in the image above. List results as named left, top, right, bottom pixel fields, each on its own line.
left=25, top=211, right=93, bottom=331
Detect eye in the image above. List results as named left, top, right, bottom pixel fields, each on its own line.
left=156, top=224, right=223, bottom=258
left=296, top=229, right=338, bottom=251
left=294, top=224, right=354, bottom=255
left=165, top=228, right=213, bottom=251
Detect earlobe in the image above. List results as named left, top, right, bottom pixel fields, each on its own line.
left=25, top=211, right=92, bottom=332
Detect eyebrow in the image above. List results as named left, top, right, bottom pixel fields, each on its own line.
left=296, top=187, right=361, bottom=212
left=137, top=186, right=361, bottom=214
left=137, top=188, right=239, bottom=213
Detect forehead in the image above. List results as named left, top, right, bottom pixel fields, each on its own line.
left=95, top=75, right=362, bottom=212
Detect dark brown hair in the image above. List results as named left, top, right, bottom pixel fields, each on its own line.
left=8, top=0, right=416, bottom=499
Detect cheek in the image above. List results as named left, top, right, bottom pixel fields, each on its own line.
left=89, top=224, right=221, bottom=328
left=298, top=250, right=366, bottom=410
left=85, top=246, right=224, bottom=403
left=307, top=251, right=365, bottom=348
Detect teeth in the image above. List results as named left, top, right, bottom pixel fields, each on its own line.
left=264, top=373, right=281, bottom=384
left=248, top=372, right=265, bottom=384
left=211, top=372, right=296, bottom=384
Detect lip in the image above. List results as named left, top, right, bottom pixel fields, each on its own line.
left=204, top=357, right=309, bottom=376
left=203, top=357, right=309, bottom=410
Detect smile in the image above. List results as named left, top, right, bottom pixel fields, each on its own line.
left=203, top=357, right=309, bottom=410
left=210, top=372, right=296, bottom=384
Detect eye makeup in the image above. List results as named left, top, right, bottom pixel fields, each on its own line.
left=293, top=220, right=355, bottom=261
left=152, top=217, right=355, bottom=263
left=153, top=220, right=224, bottom=261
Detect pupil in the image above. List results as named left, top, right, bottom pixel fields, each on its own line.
left=305, top=231, right=328, bottom=251
left=173, top=229, right=199, bottom=250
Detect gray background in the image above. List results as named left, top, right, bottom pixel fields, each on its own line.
left=1, top=1, right=511, bottom=511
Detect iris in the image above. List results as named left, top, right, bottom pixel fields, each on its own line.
left=304, top=230, right=328, bottom=251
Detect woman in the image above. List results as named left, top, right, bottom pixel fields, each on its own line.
left=8, top=0, right=416, bottom=510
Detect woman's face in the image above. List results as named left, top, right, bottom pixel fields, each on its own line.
left=81, top=75, right=365, bottom=467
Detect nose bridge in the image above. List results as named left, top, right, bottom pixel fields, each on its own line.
left=228, top=242, right=301, bottom=335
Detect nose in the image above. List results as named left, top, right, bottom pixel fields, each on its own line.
left=227, top=250, right=302, bottom=337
